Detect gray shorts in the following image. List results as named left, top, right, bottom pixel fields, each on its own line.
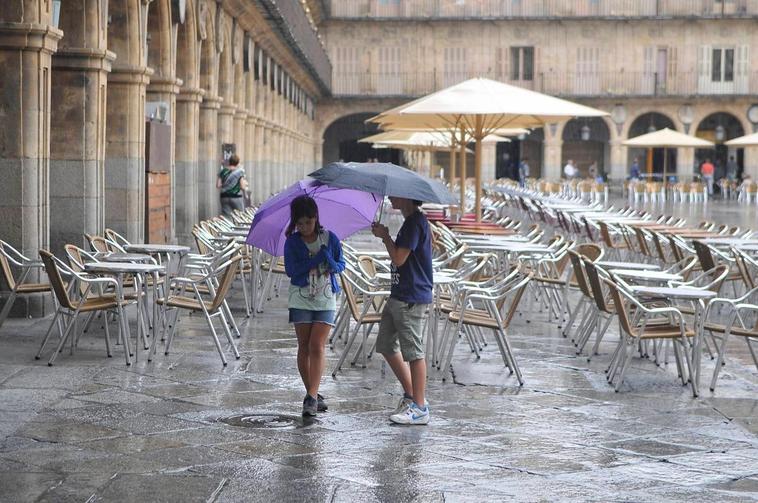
left=376, top=297, right=429, bottom=362
left=220, top=196, right=244, bottom=216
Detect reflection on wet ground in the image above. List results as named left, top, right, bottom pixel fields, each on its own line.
left=0, top=199, right=757, bottom=501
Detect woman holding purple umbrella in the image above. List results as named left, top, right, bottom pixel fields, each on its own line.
left=283, top=195, right=345, bottom=416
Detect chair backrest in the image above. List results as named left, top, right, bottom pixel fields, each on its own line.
left=650, top=231, right=669, bottom=263
left=357, top=255, right=377, bottom=279
left=584, top=260, right=612, bottom=313
left=599, top=222, right=615, bottom=248
left=732, top=248, right=757, bottom=290
left=567, top=251, right=593, bottom=298
left=39, top=250, right=74, bottom=310
left=209, top=255, right=242, bottom=311
left=0, top=242, right=18, bottom=290
left=104, top=228, right=130, bottom=247
left=693, top=240, right=716, bottom=272
left=633, top=227, right=652, bottom=257
left=602, top=277, right=634, bottom=336
left=502, top=274, right=532, bottom=328
left=574, top=243, right=602, bottom=262
left=340, top=271, right=364, bottom=322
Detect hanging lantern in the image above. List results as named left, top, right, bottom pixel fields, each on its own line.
left=580, top=124, right=591, bottom=141
left=715, top=124, right=726, bottom=142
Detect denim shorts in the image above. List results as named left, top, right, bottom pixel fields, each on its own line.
left=288, top=308, right=336, bottom=326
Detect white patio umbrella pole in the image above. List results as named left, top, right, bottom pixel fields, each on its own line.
left=474, top=116, right=484, bottom=221
left=459, top=126, right=467, bottom=215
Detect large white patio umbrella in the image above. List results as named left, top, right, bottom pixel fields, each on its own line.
left=623, top=128, right=714, bottom=181
left=369, top=78, right=607, bottom=220
left=725, top=132, right=758, bottom=146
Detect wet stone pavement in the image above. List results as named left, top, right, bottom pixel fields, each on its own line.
left=1, top=203, right=758, bottom=502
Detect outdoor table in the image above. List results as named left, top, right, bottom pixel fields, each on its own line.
left=83, top=261, right=164, bottom=365
left=220, top=229, right=249, bottom=238
left=124, top=244, right=191, bottom=279
left=737, top=244, right=758, bottom=252
left=596, top=261, right=660, bottom=271
left=700, top=237, right=758, bottom=247
left=629, top=285, right=717, bottom=396
left=610, top=269, right=683, bottom=283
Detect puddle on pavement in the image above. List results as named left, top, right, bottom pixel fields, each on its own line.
left=218, top=413, right=317, bottom=430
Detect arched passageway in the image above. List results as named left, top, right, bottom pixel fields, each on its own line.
left=628, top=112, right=677, bottom=180
left=695, top=112, right=745, bottom=180
left=561, top=118, right=611, bottom=178
left=322, top=113, right=401, bottom=165
left=496, top=129, right=544, bottom=179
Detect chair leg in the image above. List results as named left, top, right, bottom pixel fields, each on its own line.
left=217, top=310, right=240, bottom=359
left=710, top=330, right=731, bottom=392
left=36, top=309, right=64, bottom=360
left=202, top=311, right=228, bottom=366
left=0, top=288, right=18, bottom=331
left=48, top=311, right=80, bottom=366
left=332, top=319, right=362, bottom=377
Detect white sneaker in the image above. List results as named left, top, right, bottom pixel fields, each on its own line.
left=391, top=396, right=413, bottom=416
left=390, top=402, right=430, bottom=425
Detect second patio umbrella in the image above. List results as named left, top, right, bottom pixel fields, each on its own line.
left=623, top=128, right=714, bottom=182
left=369, top=77, right=608, bottom=220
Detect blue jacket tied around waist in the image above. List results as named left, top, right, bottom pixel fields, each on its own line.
left=283, top=230, right=345, bottom=294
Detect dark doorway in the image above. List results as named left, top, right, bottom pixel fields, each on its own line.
left=323, top=113, right=401, bottom=166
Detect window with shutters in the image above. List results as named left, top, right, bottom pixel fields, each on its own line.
left=699, top=45, right=749, bottom=95
left=494, top=47, right=509, bottom=81
left=510, top=47, right=534, bottom=81
left=333, top=46, right=361, bottom=94
left=574, top=47, right=599, bottom=95
left=376, top=46, right=403, bottom=95
left=444, top=47, right=467, bottom=87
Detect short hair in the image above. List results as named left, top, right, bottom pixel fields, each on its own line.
left=412, top=199, right=423, bottom=206
left=228, top=154, right=240, bottom=166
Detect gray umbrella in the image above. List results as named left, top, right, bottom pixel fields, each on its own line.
left=309, top=162, right=458, bottom=205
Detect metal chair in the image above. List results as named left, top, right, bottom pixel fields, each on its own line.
left=0, top=240, right=52, bottom=331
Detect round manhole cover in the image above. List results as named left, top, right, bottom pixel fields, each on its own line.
left=218, top=413, right=316, bottom=430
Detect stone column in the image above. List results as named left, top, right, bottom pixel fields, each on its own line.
left=245, top=115, right=257, bottom=203
left=233, top=109, right=248, bottom=166
left=146, top=77, right=180, bottom=242
left=676, top=148, right=696, bottom=181
left=744, top=147, right=758, bottom=178
left=50, top=47, right=114, bottom=254
left=198, top=95, right=220, bottom=220
left=609, top=140, right=627, bottom=183
left=174, top=86, right=203, bottom=244
left=0, top=10, right=62, bottom=316
left=105, top=67, right=152, bottom=242
left=260, top=122, right=272, bottom=198
left=543, top=136, right=563, bottom=180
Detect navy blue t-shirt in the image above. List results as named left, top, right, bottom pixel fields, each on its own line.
left=391, top=210, right=433, bottom=304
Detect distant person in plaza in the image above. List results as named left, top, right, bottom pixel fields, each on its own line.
left=563, top=159, right=578, bottom=179
left=629, top=157, right=641, bottom=181
left=217, top=154, right=248, bottom=216
left=726, top=155, right=739, bottom=181
left=284, top=195, right=345, bottom=416
left=371, top=197, right=433, bottom=425
left=518, top=157, right=530, bottom=187
left=588, top=161, right=598, bottom=180
left=701, top=158, right=715, bottom=195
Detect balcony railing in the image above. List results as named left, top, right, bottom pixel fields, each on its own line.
left=325, top=0, right=758, bottom=19
left=331, top=70, right=758, bottom=98
left=256, top=0, right=332, bottom=92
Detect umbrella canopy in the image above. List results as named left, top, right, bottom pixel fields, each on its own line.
left=369, top=78, right=608, bottom=220
left=623, top=128, right=714, bottom=148
left=623, top=128, right=713, bottom=182
left=725, top=132, right=758, bottom=146
left=309, top=162, right=458, bottom=205
left=360, top=131, right=508, bottom=151
left=370, top=78, right=607, bottom=131
left=246, top=179, right=382, bottom=257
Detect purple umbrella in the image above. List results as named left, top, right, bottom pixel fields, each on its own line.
left=246, top=179, right=382, bottom=256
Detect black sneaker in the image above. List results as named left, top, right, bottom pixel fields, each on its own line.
left=302, top=395, right=317, bottom=416
left=317, top=393, right=328, bottom=412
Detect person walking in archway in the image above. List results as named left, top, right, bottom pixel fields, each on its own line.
left=217, top=154, right=248, bottom=216
left=700, top=158, right=715, bottom=196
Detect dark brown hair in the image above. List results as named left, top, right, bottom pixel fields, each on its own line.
left=285, top=195, right=323, bottom=236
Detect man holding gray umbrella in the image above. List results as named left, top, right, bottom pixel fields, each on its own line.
left=371, top=196, right=433, bottom=425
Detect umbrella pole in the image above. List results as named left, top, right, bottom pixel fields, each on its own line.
left=663, top=147, right=667, bottom=185
left=459, top=127, right=467, bottom=218
left=474, top=117, right=483, bottom=222
left=448, top=145, right=456, bottom=188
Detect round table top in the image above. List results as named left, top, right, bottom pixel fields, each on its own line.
left=96, top=253, right=153, bottom=263
left=610, top=269, right=683, bottom=281
left=220, top=230, right=249, bottom=237
left=700, top=237, right=758, bottom=246
left=597, top=261, right=660, bottom=271
left=84, top=262, right=164, bottom=274
left=629, top=285, right=717, bottom=300
left=125, top=244, right=191, bottom=254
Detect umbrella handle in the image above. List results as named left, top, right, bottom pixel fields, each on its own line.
left=375, top=198, right=385, bottom=224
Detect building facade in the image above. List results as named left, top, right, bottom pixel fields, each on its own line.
left=317, top=0, right=758, bottom=182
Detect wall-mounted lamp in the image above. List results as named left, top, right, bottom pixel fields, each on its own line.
left=580, top=124, right=591, bottom=141
left=715, top=124, right=726, bottom=142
